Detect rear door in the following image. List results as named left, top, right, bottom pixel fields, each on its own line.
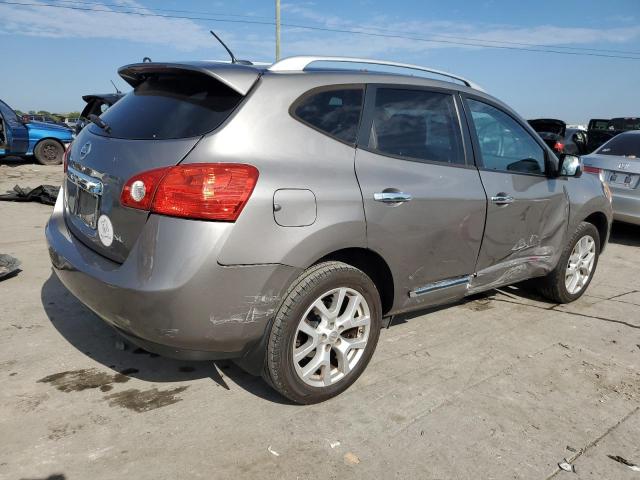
left=355, top=85, right=487, bottom=309
left=462, top=96, right=568, bottom=289
left=0, top=100, right=28, bottom=154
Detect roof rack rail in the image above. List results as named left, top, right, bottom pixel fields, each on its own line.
left=269, top=56, right=484, bottom=91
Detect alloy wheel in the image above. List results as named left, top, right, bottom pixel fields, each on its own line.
left=565, top=235, right=596, bottom=295
left=292, top=287, right=371, bottom=387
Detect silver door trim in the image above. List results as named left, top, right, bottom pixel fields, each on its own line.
left=374, top=192, right=412, bottom=203
left=409, top=275, right=471, bottom=298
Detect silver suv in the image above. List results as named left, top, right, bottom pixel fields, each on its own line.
left=46, top=56, right=613, bottom=403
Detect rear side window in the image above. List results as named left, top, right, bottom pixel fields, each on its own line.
left=91, top=71, right=243, bottom=140
left=368, top=88, right=464, bottom=165
left=292, top=87, right=364, bottom=145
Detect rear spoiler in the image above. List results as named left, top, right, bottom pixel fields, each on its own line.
left=118, top=61, right=262, bottom=96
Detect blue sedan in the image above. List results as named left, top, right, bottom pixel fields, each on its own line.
left=0, top=99, right=73, bottom=165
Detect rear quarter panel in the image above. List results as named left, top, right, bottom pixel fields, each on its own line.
left=26, top=123, right=73, bottom=154
left=183, top=74, right=367, bottom=268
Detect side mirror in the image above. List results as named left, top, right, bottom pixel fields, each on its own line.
left=558, top=154, right=582, bottom=177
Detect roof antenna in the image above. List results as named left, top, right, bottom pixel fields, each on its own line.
left=110, top=79, right=122, bottom=94
left=210, top=30, right=253, bottom=65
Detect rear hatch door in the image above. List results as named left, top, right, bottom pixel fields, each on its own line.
left=64, top=63, right=259, bottom=263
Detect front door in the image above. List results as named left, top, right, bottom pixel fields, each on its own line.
left=355, top=86, right=487, bottom=312
left=0, top=100, right=29, bottom=154
left=462, top=97, right=568, bottom=291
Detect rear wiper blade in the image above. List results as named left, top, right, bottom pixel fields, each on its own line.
left=88, top=114, right=111, bottom=134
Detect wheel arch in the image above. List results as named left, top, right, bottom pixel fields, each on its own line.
left=314, top=247, right=395, bottom=315
left=583, top=211, right=609, bottom=253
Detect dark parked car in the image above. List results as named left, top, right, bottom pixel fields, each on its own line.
left=47, top=56, right=612, bottom=403
left=528, top=119, right=588, bottom=155
left=25, top=114, right=68, bottom=128
left=587, top=117, right=640, bottom=153
left=75, top=93, right=124, bottom=134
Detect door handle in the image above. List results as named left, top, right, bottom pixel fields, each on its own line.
left=491, top=193, right=514, bottom=205
left=374, top=192, right=412, bottom=203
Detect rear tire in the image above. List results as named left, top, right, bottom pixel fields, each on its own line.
left=34, top=139, right=64, bottom=165
left=537, top=222, right=600, bottom=303
left=264, top=261, right=382, bottom=404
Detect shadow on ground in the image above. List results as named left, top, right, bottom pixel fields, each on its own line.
left=41, top=273, right=290, bottom=404
left=609, top=221, right=640, bottom=247
left=0, top=156, right=34, bottom=166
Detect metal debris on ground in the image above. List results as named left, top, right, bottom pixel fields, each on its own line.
left=329, top=440, right=341, bottom=449
left=0, top=184, right=58, bottom=205
left=558, top=459, right=576, bottom=473
left=0, top=254, right=21, bottom=281
left=608, top=455, right=640, bottom=472
left=267, top=445, right=280, bottom=457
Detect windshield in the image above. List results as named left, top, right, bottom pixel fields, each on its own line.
left=90, top=71, right=243, bottom=140
left=597, top=133, right=640, bottom=158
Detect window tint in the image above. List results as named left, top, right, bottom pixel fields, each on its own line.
left=467, top=99, right=546, bottom=174
left=369, top=88, right=464, bottom=165
left=597, top=133, right=640, bottom=158
left=293, top=87, right=363, bottom=144
left=91, top=71, right=243, bottom=140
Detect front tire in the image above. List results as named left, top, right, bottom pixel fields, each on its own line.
left=537, top=222, right=600, bottom=303
left=34, top=139, right=64, bottom=165
left=264, top=261, right=382, bottom=404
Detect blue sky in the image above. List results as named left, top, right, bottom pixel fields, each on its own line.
left=1, top=0, right=639, bottom=123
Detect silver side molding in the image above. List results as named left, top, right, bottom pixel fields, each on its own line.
left=268, top=56, right=484, bottom=91
left=409, top=275, right=471, bottom=298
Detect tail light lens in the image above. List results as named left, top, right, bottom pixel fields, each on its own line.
left=553, top=141, right=564, bottom=152
left=583, top=166, right=601, bottom=175
left=63, top=142, right=73, bottom=173
left=121, top=163, right=259, bottom=222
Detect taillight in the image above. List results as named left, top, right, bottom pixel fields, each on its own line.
left=63, top=142, right=73, bottom=173
left=120, top=166, right=169, bottom=211
left=583, top=166, right=601, bottom=175
left=120, top=163, right=259, bottom=222
left=553, top=141, right=564, bottom=152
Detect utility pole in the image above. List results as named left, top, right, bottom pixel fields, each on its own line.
left=275, top=0, right=281, bottom=61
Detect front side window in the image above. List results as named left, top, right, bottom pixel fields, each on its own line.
left=293, top=87, right=364, bottom=144
left=467, top=99, right=546, bottom=175
left=369, top=88, right=464, bottom=165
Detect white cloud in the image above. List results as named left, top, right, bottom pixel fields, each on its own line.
left=0, top=0, right=217, bottom=51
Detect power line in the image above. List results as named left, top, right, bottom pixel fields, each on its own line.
left=2, top=0, right=640, bottom=60
left=53, top=0, right=275, bottom=20
left=50, top=0, right=640, bottom=56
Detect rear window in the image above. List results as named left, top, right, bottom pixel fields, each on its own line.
left=597, top=133, right=640, bottom=158
left=292, top=86, right=364, bottom=145
left=91, top=71, right=243, bottom=140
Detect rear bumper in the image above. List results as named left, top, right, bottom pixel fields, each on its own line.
left=45, top=190, right=300, bottom=360
left=612, top=191, right=640, bottom=226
